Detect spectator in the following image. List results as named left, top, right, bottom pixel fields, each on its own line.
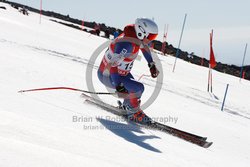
left=113, top=29, right=119, bottom=39
left=94, top=23, right=100, bottom=36
left=19, top=6, right=29, bottom=15
left=104, top=28, right=110, bottom=39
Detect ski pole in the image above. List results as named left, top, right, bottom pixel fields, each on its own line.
left=18, top=87, right=115, bottom=95
left=137, top=74, right=151, bottom=81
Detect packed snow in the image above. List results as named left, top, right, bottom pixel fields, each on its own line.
left=0, top=3, right=250, bottom=167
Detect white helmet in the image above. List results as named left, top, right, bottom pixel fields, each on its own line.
left=135, top=18, right=158, bottom=40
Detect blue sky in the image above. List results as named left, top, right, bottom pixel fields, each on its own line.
left=10, top=0, right=250, bottom=65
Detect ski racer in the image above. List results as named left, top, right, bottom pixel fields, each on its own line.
left=97, top=18, right=159, bottom=123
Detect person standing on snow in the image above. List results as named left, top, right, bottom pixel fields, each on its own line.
left=97, top=18, right=159, bottom=123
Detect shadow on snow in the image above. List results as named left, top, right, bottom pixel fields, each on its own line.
left=97, top=118, right=162, bottom=153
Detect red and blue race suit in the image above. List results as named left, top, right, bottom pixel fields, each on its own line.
left=97, top=24, right=154, bottom=111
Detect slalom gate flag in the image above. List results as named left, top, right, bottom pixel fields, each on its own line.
left=209, top=30, right=216, bottom=68
left=81, top=19, right=84, bottom=30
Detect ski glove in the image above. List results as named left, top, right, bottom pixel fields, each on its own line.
left=148, top=62, right=159, bottom=78
left=116, top=83, right=129, bottom=99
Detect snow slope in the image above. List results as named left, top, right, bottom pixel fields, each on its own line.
left=1, top=3, right=250, bottom=167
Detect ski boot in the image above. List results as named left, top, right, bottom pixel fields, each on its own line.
left=117, top=100, right=151, bottom=124
left=128, top=109, right=151, bottom=125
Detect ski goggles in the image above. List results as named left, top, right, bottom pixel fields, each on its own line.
left=147, top=33, right=158, bottom=40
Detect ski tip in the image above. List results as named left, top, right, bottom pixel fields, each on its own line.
left=18, top=90, right=25, bottom=93
left=203, top=142, right=213, bottom=148
left=117, top=100, right=122, bottom=106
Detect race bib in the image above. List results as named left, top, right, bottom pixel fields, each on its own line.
left=118, top=60, right=134, bottom=76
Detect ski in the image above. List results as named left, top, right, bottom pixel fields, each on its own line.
left=147, top=122, right=212, bottom=148
left=81, top=93, right=213, bottom=148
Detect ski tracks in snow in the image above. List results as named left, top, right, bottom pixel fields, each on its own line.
left=1, top=38, right=249, bottom=120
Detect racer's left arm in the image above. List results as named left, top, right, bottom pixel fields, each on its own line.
left=140, top=44, right=153, bottom=64
left=140, top=44, right=159, bottom=78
